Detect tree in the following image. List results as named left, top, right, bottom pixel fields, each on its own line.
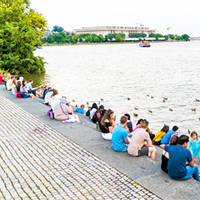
left=53, top=33, right=65, bottom=43
left=58, top=27, right=64, bottom=32
left=98, top=34, right=104, bottom=43
left=149, top=33, right=156, bottom=38
left=175, top=35, right=182, bottom=41
left=93, top=36, right=99, bottom=43
left=0, top=0, right=47, bottom=74
left=71, top=35, right=78, bottom=44
left=65, top=35, right=70, bottom=43
left=181, top=34, right=190, bottom=41
left=115, top=34, right=123, bottom=42
left=47, top=34, right=54, bottom=43
left=169, top=34, right=175, bottom=40
left=66, top=32, right=70, bottom=36
left=52, top=25, right=59, bottom=32
left=107, top=33, right=115, bottom=41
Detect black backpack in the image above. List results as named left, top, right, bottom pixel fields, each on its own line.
left=92, top=112, right=98, bottom=124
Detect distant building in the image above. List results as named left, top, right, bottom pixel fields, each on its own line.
left=189, top=37, right=200, bottom=41
left=74, top=26, right=157, bottom=37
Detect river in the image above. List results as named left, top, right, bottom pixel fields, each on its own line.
left=22, top=41, right=200, bottom=134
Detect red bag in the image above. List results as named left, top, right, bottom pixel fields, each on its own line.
left=17, top=91, right=21, bottom=98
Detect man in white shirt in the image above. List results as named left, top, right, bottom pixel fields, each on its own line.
left=26, top=79, right=37, bottom=96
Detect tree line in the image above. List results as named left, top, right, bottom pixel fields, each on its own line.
left=41, top=25, right=190, bottom=45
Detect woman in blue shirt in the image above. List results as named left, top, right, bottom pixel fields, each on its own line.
left=20, top=81, right=34, bottom=98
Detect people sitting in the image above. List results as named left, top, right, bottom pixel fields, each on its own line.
left=74, top=104, right=86, bottom=115
left=53, top=97, right=79, bottom=122
left=43, top=86, right=50, bottom=99
left=90, top=103, right=98, bottom=121
left=43, top=88, right=53, bottom=105
left=90, top=103, right=98, bottom=123
left=161, top=135, right=199, bottom=182
left=161, top=135, right=178, bottom=173
left=0, top=72, right=4, bottom=83
left=128, top=119, right=156, bottom=160
left=6, top=75, right=13, bottom=91
left=20, top=80, right=34, bottom=99
left=100, top=109, right=116, bottom=141
left=112, top=116, right=130, bottom=152
left=133, top=119, right=143, bottom=132
left=124, top=113, right=133, bottom=137
left=11, top=78, right=17, bottom=95
left=97, top=105, right=104, bottom=119
left=38, top=86, right=45, bottom=98
left=161, top=125, right=179, bottom=144
left=98, top=109, right=106, bottom=130
left=26, top=79, right=38, bottom=96
left=49, top=89, right=60, bottom=106
left=188, top=131, right=200, bottom=164
left=154, top=125, right=169, bottom=145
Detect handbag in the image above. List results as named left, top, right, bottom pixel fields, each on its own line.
left=49, top=109, right=54, bottom=119
left=60, top=103, right=70, bottom=119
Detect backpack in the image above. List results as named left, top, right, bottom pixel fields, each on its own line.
left=17, top=91, right=21, bottom=98
left=92, top=112, right=98, bottom=124
left=86, top=109, right=91, bottom=117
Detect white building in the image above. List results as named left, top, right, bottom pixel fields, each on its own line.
left=74, top=26, right=157, bottom=37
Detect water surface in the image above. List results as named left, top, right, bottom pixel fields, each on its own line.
left=29, top=42, right=200, bottom=134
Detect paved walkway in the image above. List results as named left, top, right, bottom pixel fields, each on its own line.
left=0, top=94, right=161, bottom=200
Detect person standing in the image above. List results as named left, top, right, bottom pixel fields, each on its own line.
left=112, top=116, right=130, bottom=152
left=128, top=120, right=156, bottom=160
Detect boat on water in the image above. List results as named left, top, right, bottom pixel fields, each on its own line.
left=139, top=41, right=151, bottom=47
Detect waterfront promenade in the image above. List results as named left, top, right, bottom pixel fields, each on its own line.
left=0, top=88, right=160, bottom=199
left=0, top=85, right=200, bottom=200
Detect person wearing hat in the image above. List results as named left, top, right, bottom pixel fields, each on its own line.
left=161, top=125, right=179, bottom=144
left=53, top=97, right=79, bottom=122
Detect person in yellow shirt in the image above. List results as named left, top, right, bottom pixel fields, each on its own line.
left=154, top=125, right=169, bottom=145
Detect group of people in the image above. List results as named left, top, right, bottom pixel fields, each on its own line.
left=2, top=73, right=200, bottom=183
left=1, top=73, right=38, bottom=98
left=73, top=102, right=200, bottom=183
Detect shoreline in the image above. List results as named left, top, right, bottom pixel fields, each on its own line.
left=42, top=40, right=186, bottom=47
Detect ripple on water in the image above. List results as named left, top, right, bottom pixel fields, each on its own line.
left=29, top=41, right=200, bottom=134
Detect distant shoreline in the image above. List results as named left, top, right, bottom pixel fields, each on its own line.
left=42, top=40, right=176, bottom=47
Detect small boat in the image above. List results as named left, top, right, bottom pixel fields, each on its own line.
left=139, top=41, right=151, bottom=47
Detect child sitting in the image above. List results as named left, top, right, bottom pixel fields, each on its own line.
left=188, top=131, right=200, bottom=164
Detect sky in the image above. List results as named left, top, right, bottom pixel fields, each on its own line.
left=30, top=0, right=200, bottom=37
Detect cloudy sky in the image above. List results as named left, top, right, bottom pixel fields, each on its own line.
left=30, top=0, right=200, bottom=36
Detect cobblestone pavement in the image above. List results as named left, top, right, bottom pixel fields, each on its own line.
left=0, top=94, right=161, bottom=200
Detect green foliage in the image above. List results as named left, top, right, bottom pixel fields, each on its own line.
left=169, top=34, right=175, bottom=40
left=129, top=33, right=147, bottom=38
left=0, top=0, right=47, bottom=74
left=66, top=32, right=70, bottom=36
left=149, top=33, right=156, bottom=38
left=175, top=35, right=183, bottom=41
left=47, top=34, right=54, bottom=43
left=71, top=35, right=78, bottom=44
left=53, top=33, right=65, bottom=43
left=155, top=33, right=164, bottom=41
left=52, top=25, right=64, bottom=32
left=115, top=33, right=125, bottom=42
left=181, top=34, right=190, bottom=41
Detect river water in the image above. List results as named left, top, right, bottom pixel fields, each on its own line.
left=24, top=41, right=200, bottom=134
